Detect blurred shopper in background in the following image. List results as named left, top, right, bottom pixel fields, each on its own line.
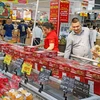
left=64, top=17, right=94, bottom=63
left=28, top=20, right=34, bottom=31
left=32, top=23, right=43, bottom=46
left=40, top=22, right=59, bottom=51
left=4, top=19, right=14, bottom=41
left=92, top=26, right=98, bottom=45
left=0, top=20, right=5, bottom=40
left=18, top=19, right=29, bottom=43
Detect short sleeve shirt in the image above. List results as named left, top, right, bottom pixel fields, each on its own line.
left=44, top=30, right=59, bottom=51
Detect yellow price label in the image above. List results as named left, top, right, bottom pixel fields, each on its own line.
left=21, top=62, right=32, bottom=75
left=4, top=54, right=12, bottom=65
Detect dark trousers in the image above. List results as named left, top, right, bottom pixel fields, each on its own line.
left=33, top=38, right=40, bottom=46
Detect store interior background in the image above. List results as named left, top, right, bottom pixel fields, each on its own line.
left=8, top=0, right=100, bottom=49
left=12, top=0, right=100, bottom=24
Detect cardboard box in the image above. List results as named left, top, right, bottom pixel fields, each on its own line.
left=24, top=46, right=38, bottom=52
left=85, top=77, right=100, bottom=95
left=33, top=50, right=47, bottom=58
left=46, top=50, right=57, bottom=58
left=86, top=67, right=100, bottom=80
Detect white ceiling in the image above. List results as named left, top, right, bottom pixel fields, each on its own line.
left=13, top=0, right=50, bottom=12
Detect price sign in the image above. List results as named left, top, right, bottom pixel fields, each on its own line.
left=60, top=76, right=90, bottom=99
left=4, top=54, right=12, bottom=65
left=21, top=62, right=32, bottom=75
left=38, top=67, right=52, bottom=82
left=73, top=80, right=90, bottom=99
left=14, top=58, right=24, bottom=68
left=60, top=76, right=75, bottom=93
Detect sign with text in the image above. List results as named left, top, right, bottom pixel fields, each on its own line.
left=60, top=76, right=90, bottom=99
left=21, top=61, right=32, bottom=75
left=38, top=67, right=52, bottom=83
left=4, top=54, right=12, bottom=65
left=0, top=2, right=10, bottom=18
left=14, top=58, right=24, bottom=68
left=50, top=0, right=59, bottom=35
left=60, top=1, right=69, bottom=22
left=1, top=0, right=18, bottom=3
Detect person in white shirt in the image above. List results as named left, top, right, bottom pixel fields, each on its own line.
left=32, top=23, right=43, bottom=46
left=92, top=26, right=98, bottom=44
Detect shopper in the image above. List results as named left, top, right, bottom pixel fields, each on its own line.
left=0, top=20, right=5, bottom=40
left=41, top=22, right=59, bottom=51
left=18, top=19, right=28, bottom=44
left=64, top=17, right=94, bottom=63
left=92, top=26, right=98, bottom=45
left=32, top=23, right=43, bottom=46
left=4, top=19, right=14, bottom=41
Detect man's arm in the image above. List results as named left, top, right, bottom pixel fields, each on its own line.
left=89, top=29, right=94, bottom=48
left=64, top=36, right=73, bottom=59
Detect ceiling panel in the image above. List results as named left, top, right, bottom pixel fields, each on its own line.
left=13, top=0, right=50, bottom=12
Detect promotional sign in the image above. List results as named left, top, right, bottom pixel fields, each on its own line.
left=21, top=61, right=32, bottom=75
left=1, top=0, right=18, bottom=3
left=23, top=9, right=31, bottom=20
left=81, top=0, right=88, bottom=10
left=60, top=76, right=90, bottom=99
left=0, top=2, right=10, bottom=18
left=50, top=0, right=70, bottom=36
left=4, top=54, right=12, bottom=65
left=50, top=0, right=59, bottom=35
left=1, top=0, right=27, bottom=4
left=60, top=1, right=69, bottom=22
left=12, top=10, right=16, bottom=20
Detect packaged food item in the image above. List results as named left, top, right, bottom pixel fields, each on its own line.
left=15, top=94, right=24, bottom=100
left=25, top=92, right=33, bottom=100
left=24, top=46, right=38, bottom=52
left=2, top=96, right=11, bottom=100
left=85, top=77, right=100, bottom=95
left=18, top=88, right=33, bottom=100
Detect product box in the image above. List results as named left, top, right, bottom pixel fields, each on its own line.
left=86, top=66, right=100, bottom=80
left=19, top=50, right=26, bottom=59
left=33, top=57, right=41, bottom=71
left=24, top=46, right=38, bottom=52
left=70, top=64, right=86, bottom=82
left=32, top=56, right=38, bottom=69
left=85, top=77, right=100, bottom=95
left=46, top=50, right=57, bottom=58
left=24, top=51, right=33, bottom=59
left=58, top=61, right=71, bottom=79
left=48, top=59, right=59, bottom=78
left=33, top=50, right=47, bottom=58
left=53, top=56, right=67, bottom=62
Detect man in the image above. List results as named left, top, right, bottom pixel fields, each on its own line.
left=92, top=26, right=98, bottom=45
left=18, top=19, right=28, bottom=43
left=4, top=19, right=14, bottom=41
left=32, top=23, right=43, bottom=46
left=64, top=17, right=94, bottom=63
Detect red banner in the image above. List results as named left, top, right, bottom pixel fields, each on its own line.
left=60, top=1, right=69, bottom=22
left=50, top=0, right=60, bottom=35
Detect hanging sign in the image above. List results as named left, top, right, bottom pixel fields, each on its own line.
left=60, top=1, right=69, bottom=22
left=50, top=0, right=59, bottom=35
left=0, top=2, right=10, bottom=18
left=1, top=0, right=18, bottom=3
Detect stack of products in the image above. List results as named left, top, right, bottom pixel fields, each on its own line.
left=0, top=41, right=100, bottom=95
